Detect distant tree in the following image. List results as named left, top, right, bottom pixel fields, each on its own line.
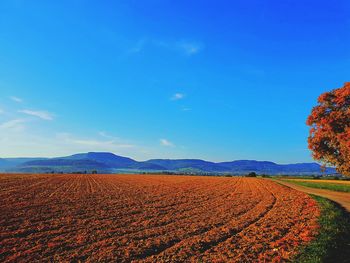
left=246, top=172, right=257, bottom=177
left=91, top=170, right=98, bottom=174
left=307, top=82, right=350, bottom=176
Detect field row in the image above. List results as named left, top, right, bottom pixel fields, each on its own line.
left=0, top=174, right=320, bottom=262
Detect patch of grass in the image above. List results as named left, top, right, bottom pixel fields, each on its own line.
left=283, top=180, right=350, bottom=193
left=293, top=195, right=350, bottom=262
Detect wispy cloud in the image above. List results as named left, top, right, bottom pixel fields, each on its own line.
left=58, top=133, right=135, bottom=149
left=129, top=39, right=203, bottom=56
left=10, top=96, right=23, bottom=103
left=98, top=131, right=120, bottom=140
left=157, top=40, right=203, bottom=56
left=160, top=138, right=174, bottom=147
left=128, top=39, right=146, bottom=54
left=0, top=119, right=26, bottom=131
left=71, top=139, right=134, bottom=148
left=0, top=108, right=4, bottom=114
left=171, top=93, right=185, bottom=101
left=0, top=126, right=143, bottom=159
left=19, top=109, right=54, bottom=120
left=177, top=41, right=203, bottom=56
left=181, top=106, right=191, bottom=111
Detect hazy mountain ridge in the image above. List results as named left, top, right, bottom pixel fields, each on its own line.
left=144, top=159, right=228, bottom=172
left=0, top=158, right=48, bottom=169
left=0, top=152, right=336, bottom=175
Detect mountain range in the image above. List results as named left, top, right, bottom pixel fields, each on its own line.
left=0, top=152, right=336, bottom=175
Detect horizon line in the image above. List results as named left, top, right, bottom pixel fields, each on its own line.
left=0, top=151, right=318, bottom=165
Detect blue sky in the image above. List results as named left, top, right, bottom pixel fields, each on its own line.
left=0, top=0, right=349, bottom=163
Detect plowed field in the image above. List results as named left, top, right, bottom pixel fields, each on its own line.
left=0, top=174, right=320, bottom=262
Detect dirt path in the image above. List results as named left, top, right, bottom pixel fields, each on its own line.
left=274, top=180, right=350, bottom=212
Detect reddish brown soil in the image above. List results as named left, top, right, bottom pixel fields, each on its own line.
left=0, top=174, right=320, bottom=262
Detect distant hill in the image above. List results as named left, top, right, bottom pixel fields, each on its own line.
left=0, top=157, right=48, bottom=169
left=0, top=152, right=336, bottom=175
left=62, top=152, right=137, bottom=168
left=219, top=160, right=278, bottom=172
left=218, top=160, right=335, bottom=174
left=19, top=159, right=111, bottom=173
left=144, top=159, right=227, bottom=172
left=0, top=158, right=9, bottom=169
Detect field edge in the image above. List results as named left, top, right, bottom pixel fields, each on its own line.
left=292, top=195, right=350, bottom=263
left=281, top=180, right=350, bottom=193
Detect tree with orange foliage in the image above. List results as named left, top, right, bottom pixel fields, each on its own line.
left=307, top=82, right=350, bottom=176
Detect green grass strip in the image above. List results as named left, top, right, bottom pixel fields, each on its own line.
left=283, top=180, right=350, bottom=193
left=293, top=195, right=350, bottom=262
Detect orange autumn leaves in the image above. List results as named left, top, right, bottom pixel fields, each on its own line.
left=307, top=82, right=350, bottom=176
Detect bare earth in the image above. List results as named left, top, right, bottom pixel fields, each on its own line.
left=0, top=174, right=320, bottom=262
left=275, top=180, right=350, bottom=212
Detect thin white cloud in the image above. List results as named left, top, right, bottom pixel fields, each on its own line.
left=98, top=131, right=120, bottom=140
left=165, top=40, right=203, bottom=56
left=160, top=138, right=174, bottom=147
left=128, top=39, right=146, bottom=54
left=130, top=39, right=203, bottom=56
left=171, top=93, right=185, bottom=101
left=181, top=106, right=191, bottom=111
left=177, top=41, right=202, bottom=56
left=71, top=139, right=134, bottom=148
left=0, top=119, right=26, bottom=130
left=0, top=127, right=150, bottom=159
left=0, top=105, right=153, bottom=159
left=10, top=96, right=23, bottom=103
left=0, top=108, right=4, bottom=114
left=58, top=133, right=135, bottom=149
left=19, top=109, right=54, bottom=120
